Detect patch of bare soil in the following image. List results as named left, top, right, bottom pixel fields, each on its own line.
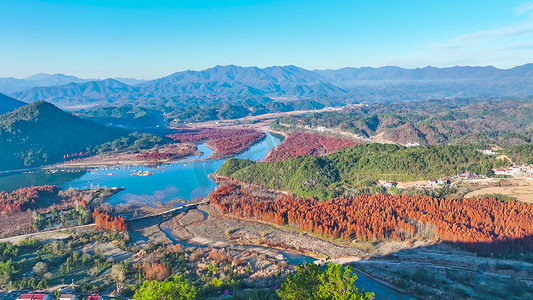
left=83, top=241, right=133, bottom=262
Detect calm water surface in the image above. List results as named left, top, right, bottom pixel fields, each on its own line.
left=0, top=132, right=283, bottom=205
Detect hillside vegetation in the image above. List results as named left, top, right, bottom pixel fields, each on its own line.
left=0, top=101, right=162, bottom=171
left=275, top=99, right=533, bottom=148
left=167, top=99, right=325, bottom=122
left=218, top=143, right=508, bottom=199
left=79, top=105, right=166, bottom=128
left=504, top=144, right=533, bottom=164
left=264, top=132, right=362, bottom=162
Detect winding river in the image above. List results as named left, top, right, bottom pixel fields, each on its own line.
left=0, top=131, right=411, bottom=299
left=0, top=132, right=282, bottom=204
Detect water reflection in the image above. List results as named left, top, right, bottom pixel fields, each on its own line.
left=0, top=132, right=284, bottom=206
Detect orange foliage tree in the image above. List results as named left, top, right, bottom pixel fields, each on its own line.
left=0, top=185, right=57, bottom=213
left=92, top=210, right=128, bottom=231
left=140, top=262, right=171, bottom=281
left=210, top=182, right=533, bottom=254
left=264, top=132, right=362, bottom=162
left=167, top=128, right=265, bottom=157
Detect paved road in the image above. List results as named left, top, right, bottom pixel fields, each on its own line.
left=0, top=224, right=96, bottom=243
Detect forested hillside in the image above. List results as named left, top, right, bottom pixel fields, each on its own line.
left=275, top=99, right=533, bottom=147
left=78, top=105, right=166, bottom=128
left=264, top=132, right=362, bottom=162
left=0, top=93, right=26, bottom=115
left=166, top=99, right=325, bottom=122
left=218, top=143, right=508, bottom=199
left=0, top=101, right=162, bottom=171
left=504, top=144, right=533, bottom=164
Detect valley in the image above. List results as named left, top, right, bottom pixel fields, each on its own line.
left=0, top=71, right=532, bottom=300
left=0, top=110, right=531, bottom=299
left=4, top=1, right=533, bottom=299
left=0, top=95, right=532, bottom=299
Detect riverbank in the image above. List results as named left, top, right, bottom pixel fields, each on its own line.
left=153, top=198, right=533, bottom=299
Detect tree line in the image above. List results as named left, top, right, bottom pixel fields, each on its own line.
left=210, top=181, right=533, bottom=255
left=0, top=185, right=57, bottom=213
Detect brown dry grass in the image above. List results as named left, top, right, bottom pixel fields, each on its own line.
left=465, top=179, right=533, bottom=203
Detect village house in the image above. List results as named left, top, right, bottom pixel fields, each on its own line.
left=427, top=179, right=438, bottom=187
left=17, top=293, right=52, bottom=300
left=437, top=178, right=450, bottom=185
left=480, top=149, right=496, bottom=155
left=85, top=295, right=101, bottom=300
left=404, top=142, right=421, bottom=147
left=382, top=181, right=398, bottom=188
left=59, top=294, right=77, bottom=300
left=523, top=164, right=533, bottom=174
left=508, top=166, right=521, bottom=174
left=494, top=168, right=507, bottom=175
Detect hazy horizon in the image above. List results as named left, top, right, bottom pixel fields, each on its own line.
left=4, top=62, right=533, bottom=82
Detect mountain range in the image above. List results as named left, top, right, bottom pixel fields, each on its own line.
left=0, top=73, right=146, bottom=94
left=7, top=64, right=533, bottom=108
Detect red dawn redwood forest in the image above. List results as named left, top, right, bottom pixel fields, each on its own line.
left=264, top=132, right=362, bottom=162
left=92, top=210, right=128, bottom=232
left=0, top=185, right=57, bottom=213
left=167, top=128, right=265, bottom=157
left=210, top=181, right=533, bottom=254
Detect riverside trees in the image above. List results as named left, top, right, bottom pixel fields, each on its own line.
left=0, top=185, right=56, bottom=213
left=92, top=210, right=128, bottom=232
left=167, top=128, right=266, bottom=157
left=210, top=182, right=533, bottom=255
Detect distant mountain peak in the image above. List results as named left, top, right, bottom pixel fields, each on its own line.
left=5, top=63, right=533, bottom=107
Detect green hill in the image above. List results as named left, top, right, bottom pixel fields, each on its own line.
left=0, top=101, right=132, bottom=170
left=217, top=143, right=509, bottom=199
left=79, top=105, right=166, bottom=128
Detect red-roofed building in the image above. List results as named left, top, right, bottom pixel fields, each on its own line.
left=437, top=178, right=450, bottom=185
left=382, top=181, right=397, bottom=188
left=17, top=294, right=52, bottom=300
left=86, top=295, right=101, bottom=300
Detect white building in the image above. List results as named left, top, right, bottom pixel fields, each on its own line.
left=382, top=182, right=397, bottom=188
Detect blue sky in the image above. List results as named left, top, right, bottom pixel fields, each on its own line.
left=1, top=0, right=533, bottom=79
